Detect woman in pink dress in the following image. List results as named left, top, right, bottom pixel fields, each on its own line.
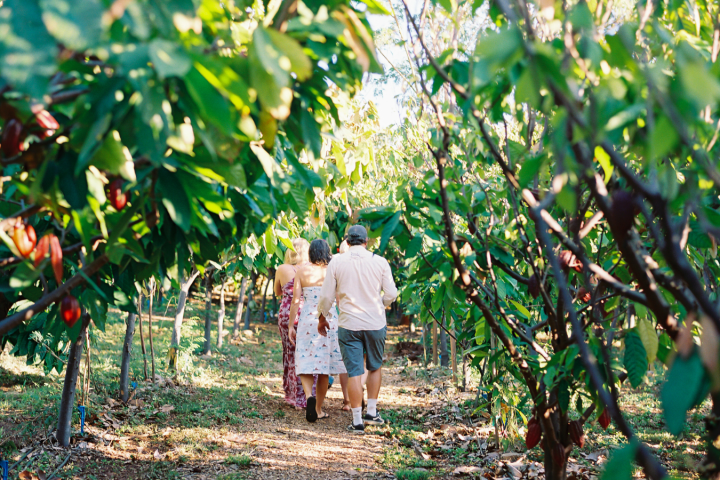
left=274, top=238, right=310, bottom=408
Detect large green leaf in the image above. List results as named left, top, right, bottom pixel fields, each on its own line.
left=157, top=170, right=192, bottom=233
left=661, top=352, right=704, bottom=435
left=378, top=211, right=402, bottom=254
left=150, top=39, right=192, bottom=79
left=600, top=440, right=637, bottom=480
left=39, top=0, right=103, bottom=51
left=624, top=329, right=648, bottom=388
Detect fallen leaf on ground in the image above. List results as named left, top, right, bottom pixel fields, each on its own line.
left=452, top=465, right=483, bottom=475
left=160, top=404, right=175, bottom=413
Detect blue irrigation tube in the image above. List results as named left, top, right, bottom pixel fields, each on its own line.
left=78, top=405, right=86, bottom=436
left=1, top=459, right=8, bottom=480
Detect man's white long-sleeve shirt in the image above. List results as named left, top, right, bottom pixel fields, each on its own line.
left=317, top=245, right=398, bottom=331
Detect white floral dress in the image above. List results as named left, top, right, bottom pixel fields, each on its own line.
left=295, top=286, right=346, bottom=375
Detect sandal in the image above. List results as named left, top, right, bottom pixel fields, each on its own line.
left=306, top=397, right=318, bottom=422
left=317, top=412, right=330, bottom=420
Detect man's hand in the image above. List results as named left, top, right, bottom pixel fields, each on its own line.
left=289, top=325, right=297, bottom=345
left=318, top=314, right=329, bottom=337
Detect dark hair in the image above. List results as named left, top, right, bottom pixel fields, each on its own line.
left=347, top=236, right=367, bottom=246
left=309, top=239, right=332, bottom=265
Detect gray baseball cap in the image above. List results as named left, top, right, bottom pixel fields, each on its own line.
left=347, top=225, right=368, bottom=241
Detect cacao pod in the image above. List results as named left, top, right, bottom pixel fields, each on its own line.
left=35, top=235, right=50, bottom=267
left=2, top=119, right=23, bottom=157
left=108, top=179, right=127, bottom=211
left=12, top=224, right=36, bottom=258
left=552, top=443, right=566, bottom=466
left=598, top=408, right=611, bottom=430
left=49, top=234, right=63, bottom=284
left=34, top=108, right=59, bottom=131
left=525, top=417, right=542, bottom=449
left=577, top=287, right=591, bottom=303
left=609, top=190, right=635, bottom=240
left=60, top=294, right=81, bottom=328
left=568, top=420, right=585, bottom=448
left=528, top=274, right=540, bottom=299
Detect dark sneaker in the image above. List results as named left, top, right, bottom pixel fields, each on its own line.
left=363, top=412, right=384, bottom=425
left=306, top=397, right=318, bottom=423
left=347, top=423, right=365, bottom=434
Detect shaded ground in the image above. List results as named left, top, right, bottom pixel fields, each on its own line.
left=0, top=296, right=709, bottom=479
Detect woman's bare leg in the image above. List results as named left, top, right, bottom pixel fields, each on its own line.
left=315, top=375, right=329, bottom=416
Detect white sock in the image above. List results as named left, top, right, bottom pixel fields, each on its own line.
left=352, top=407, right=362, bottom=425
left=367, top=399, right=378, bottom=416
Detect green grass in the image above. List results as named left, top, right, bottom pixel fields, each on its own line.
left=226, top=454, right=252, bottom=467
left=395, top=468, right=433, bottom=480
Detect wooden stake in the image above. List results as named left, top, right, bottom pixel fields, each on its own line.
left=148, top=279, right=156, bottom=384
left=450, top=332, right=457, bottom=385
left=137, top=295, right=148, bottom=381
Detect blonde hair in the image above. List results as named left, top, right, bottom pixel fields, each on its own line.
left=338, top=240, right=349, bottom=254
left=284, top=238, right=310, bottom=265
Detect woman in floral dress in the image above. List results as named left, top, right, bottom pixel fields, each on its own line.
left=289, top=239, right=346, bottom=422
left=274, top=238, right=310, bottom=409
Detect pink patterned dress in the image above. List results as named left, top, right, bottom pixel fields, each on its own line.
left=279, top=278, right=318, bottom=408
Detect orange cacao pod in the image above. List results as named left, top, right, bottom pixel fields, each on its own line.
left=577, top=287, right=591, bottom=303
left=35, top=235, right=50, bottom=267
left=12, top=224, right=36, bottom=258
left=34, top=108, right=59, bottom=131
left=49, top=234, right=63, bottom=284
left=568, top=420, right=585, bottom=448
left=525, top=417, right=542, bottom=449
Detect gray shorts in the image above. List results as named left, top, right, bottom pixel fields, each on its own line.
left=338, top=326, right=386, bottom=378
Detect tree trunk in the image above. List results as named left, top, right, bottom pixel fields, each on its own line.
left=119, top=311, right=136, bottom=402
left=432, top=320, right=438, bottom=365
left=148, top=279, right=156, bottom=384
left=450, top=331, right=457, bottom=384
left=170, top=268, right=200, bottom=371
left=243, top=272, right=257, bottom=331
left=137, top=295, right=148, bottom=380
left=462, top=347, right=471, bottom=392
left=260, top=275, right=270, bottom=323
left=439, top=315, right=448, bottom=367
left=232, top=276, right=248, bottom=338
left=56, top=312, right=91, bottom=447
left=702, top=393, right=720, bottom=479
left=543, top=441, right=569, bottom=480
left=203, top=270, right=214, bottom=355
left=217, top=277, right=226, bottom=347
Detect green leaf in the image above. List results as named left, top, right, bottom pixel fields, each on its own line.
left=184, top=66, right=234, bottom=134
left=157, top=170, right=192, bottom=233
left=39, top=0, right=103, bottom=51
left=406, top=235, right=423, bottom=259
left=661, top=352, right=705, bottom=435
left=648, top=115, right=679, bottom=161
left=636, top=318, right=658, bottom=364
left=594, top=146, right=613, bottom=183
left=600, top=440, right=637, bottom=480
left=518, top=154, right=544, bottom=188
left=379, top=211, right=402, bottom=254
left=624, top=329, right=648, bottom=388
left=0, top=0, right=58, bottom=98
left=149, top=39, right=192, bottom=79
left=264, top=28, right=312, bottom=81
left=509, top=299, right=531, bottom=320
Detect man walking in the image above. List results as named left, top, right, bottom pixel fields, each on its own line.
left=317, top=225, right=398, bottom=433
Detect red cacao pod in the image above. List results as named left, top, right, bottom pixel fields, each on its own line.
left=108, top=179, right=127, bottom=211
left=60, top=294, right=81, bottom=328
left=552, top=443, right=566, bottom=466
left=609, top=190, right=635, bottom=240
left=598, top=408, right=611, bottom=430
left=528, top=274, right=540, bottom=299
left=525, top=417, right=542, bottom=449
left=49, top=234, right=63, bottom=284
left=577, top=287, right=591, bottom=303
left=2, top=119, right=23, bottom=157
left=35, top=235, right=50, bottom=267
left=12, top=224, right=36, bottom=258
left=34, top=109, right=59, bottom=131
left=568, top=420, right=585, bottom=448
